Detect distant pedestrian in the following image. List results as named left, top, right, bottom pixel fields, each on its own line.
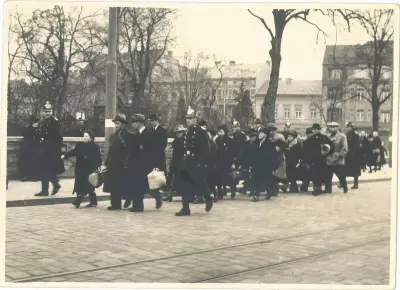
left=18, top=116, right=40, bottom=181
left=62, top=129, right=102, bottom=208
left=284, top=130, right=302, bottom=193
left=345, top=123, right=361, bottom=189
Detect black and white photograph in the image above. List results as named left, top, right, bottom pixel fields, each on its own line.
left=2, top=1, right=398, bottom=287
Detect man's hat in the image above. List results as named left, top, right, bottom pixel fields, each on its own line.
left=285, top=121, right=291, bottom=127
left=198, top=120, right=207, bottom=127
left=112, top=113, right=128, bottom=124
left=346, top=122, right=354, bottom=128
left=131, top=114, right=146, bottom=123
left=174, top=124, right=187, bottom=133
left=148, top=113, right=159, bottom=121
left=267, top=123, right=278, bottom=130
left=43, top=101, right=53, bottom=111
left=306, top=127, right=313, bottom=135
left=328, top=122, right=339, bottom=127
left=254, top=118, right=262, bottom=125
left=186, top=106, right=196, bottom=119
left=312, top=123, right=321, bottom=130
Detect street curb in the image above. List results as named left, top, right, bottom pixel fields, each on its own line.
left=6, top=178, right=391, bottom=208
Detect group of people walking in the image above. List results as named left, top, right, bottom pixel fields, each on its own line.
left=18, top=101, right=388, bottom=216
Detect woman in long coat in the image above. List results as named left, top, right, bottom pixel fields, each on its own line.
left=215, top=125, right=236, bottom=200
left=345, top=124, right=361, bottom=188
left=284, top=131, right=302, bottom=193
left=251, top=128, right=280, bottom=202
left=164, top=125, right=186, bottom=202
left=62, top=129, right=102, bottom=208
left=102, top=114, right=132, bottom=210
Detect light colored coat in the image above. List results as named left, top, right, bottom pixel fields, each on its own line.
left=326, top=132, right=348, bottom=166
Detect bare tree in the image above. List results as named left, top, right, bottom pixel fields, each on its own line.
left=345, top=9, right=393, bottom=131
left=248, top=9, right=353, bottom=124
left=14, top=6, right=103, bottom=118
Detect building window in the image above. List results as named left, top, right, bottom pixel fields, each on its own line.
left=327, top=87, right=335, bottom=99
left=327, top=108, right=342, bottom=122
left=275, top=108, right=278, bottom=119
left=310, top=108, right=317, bottom=119
left=356, top=110, right=364, bottom=122
left=250, top=88, right=256, bottom=95
left=228, top=89, right=233, bottom=99
left=328, top=68, right=342, bottom=79
left=381, top=111, right=390, bottom=123
left=295, top=106, right=302, bottom=119
left=381, top=88, right=391, bottom=100
left=353, top=68, right=368, bottom=79
left=367, top=110, right=372, bottom=121
left=356, top=88, right=365, bottom=101
left=76, top=110, right=87, bottom=120
left=349, top=109, right=355, bottom=121
left=284, top=107, right=290, bottom=119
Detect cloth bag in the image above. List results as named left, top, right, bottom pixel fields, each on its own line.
left=147, top=169, right=167, bottom=190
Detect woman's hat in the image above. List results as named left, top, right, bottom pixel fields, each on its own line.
left=112, top=113, right=128, bottom=124
left=198, top=120, right=207, bottom=127
left=174, top=124, right=187, bottom=132
left=346, top=122, right=354, bottom=128
left=306, top=127, right=313, bottom=135
left=254, top=118, right=262, bottom=125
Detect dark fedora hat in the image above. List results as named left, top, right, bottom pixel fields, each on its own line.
left=148, top=113, right=159, bottom=121
left=312, top=123, right=321, bottom=130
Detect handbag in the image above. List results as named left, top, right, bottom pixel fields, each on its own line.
left=88, top=166, right=106, bottom=188
left=147, top=169, right=167, bottom=191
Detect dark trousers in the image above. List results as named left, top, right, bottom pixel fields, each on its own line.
left=325, top=165, right=347, bottom=191
left=217, top=184, right=237, bottom=199
left=41, top=174, right=59, bottom=193
left=311, top=160, right=328, bottom=193
left=110, top=191, right=122, bottom=209
left=179, top=167, right=212, bottom=212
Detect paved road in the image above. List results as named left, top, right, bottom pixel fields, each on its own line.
left=5, top=181, right=391, bottom=285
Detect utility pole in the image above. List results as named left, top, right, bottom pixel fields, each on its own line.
left=104, top=7, right=118, bottom=159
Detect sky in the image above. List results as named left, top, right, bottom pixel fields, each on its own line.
left=7, top=3, right=380, bottom=81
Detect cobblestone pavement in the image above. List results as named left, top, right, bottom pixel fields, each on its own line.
left=5, top=181, right=391, bottom=285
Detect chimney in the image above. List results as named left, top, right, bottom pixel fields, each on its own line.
left=168, top=51, right=173, bottom=56
left=215, top=61, right=221, bottom=65
left=229, top=61, right=235, bottom=66
left=286, top=78, right=292, bottom=85
left=266, top=61, right=271, bottom=66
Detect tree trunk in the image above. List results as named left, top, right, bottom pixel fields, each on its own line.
left=372, top=101, right=380, bottom=132
left=261, top=12, right=285, bottom=125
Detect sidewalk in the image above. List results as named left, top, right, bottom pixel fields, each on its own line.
left=6, top=166, right=392, bottom=207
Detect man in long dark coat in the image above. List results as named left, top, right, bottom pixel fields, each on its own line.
left=231, top=120, right=247, bottom=194
left=126, top=114, right=162, bottom=212
left=298, top=127, right=314, bottom=192
left=304, top=123, right=334, bottom=196
left=102, top=113, right=132, bottom=210
left=148, top=113, right=168, bottom=172
left=34, top=102, right=64, bottom=196
left=19, top=116, right=40, bottom=181
left=345, top=122, right=361, bottom=189
left=175, top=106, right=213, bottom=216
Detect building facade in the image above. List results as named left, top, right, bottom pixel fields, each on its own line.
left=254, top=79, right=323, bottom=134
left=322, top=43, right=392, bottom=137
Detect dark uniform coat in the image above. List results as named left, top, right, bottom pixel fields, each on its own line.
left=64, top=142, right=102, bottom=195
left=102, top=127, right=132, bottom=194
left=36, top=116, right=64, bottom=177
left=178, top=125, right=209, bottom=194
left=167, top=136, right=185, bottom=190
left=215, top=134, right=235, bottom=185
left=284, top=139, right=302, bottom=181
left=150, top=125, right=168, bottom=172
left=125, top=128, right=155, bottom=198
left=303, top=132, right=334, bottom=181
left=206, top=136, right=218, bottom=189
left=231, top=130, right=247, bottom=167
left=250, top=139, right=280, bottom=191
left=345, top=131, right=361, bottom=177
